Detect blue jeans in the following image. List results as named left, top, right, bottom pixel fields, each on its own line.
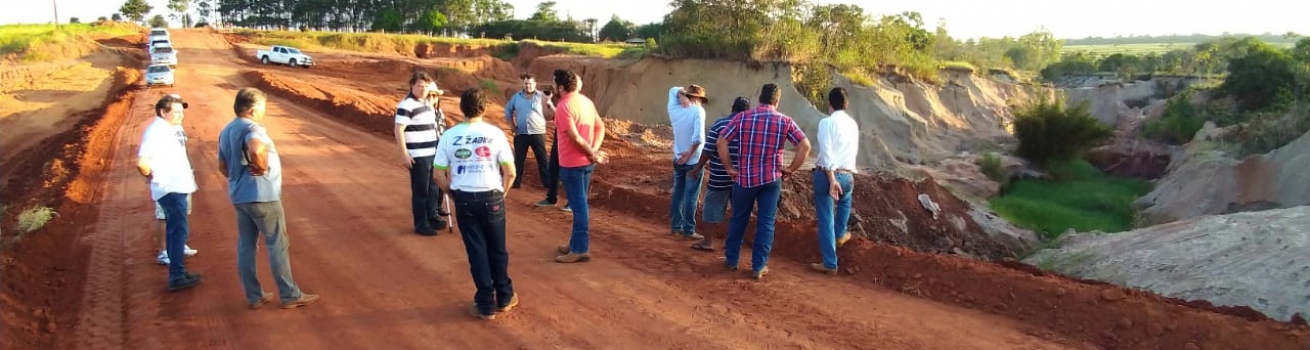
left=451, top=190, right=514, bottom=315
left=234, top=201, right=304, bottom=304
left=814, top=171, right=854, bottom=269
left=561, top=164, right=594, bottom=253
left=669, top=162, right=703, bottom=235
left=723, top=180, right=782, bottom=272
left=157, top=192, right=190, bottom=282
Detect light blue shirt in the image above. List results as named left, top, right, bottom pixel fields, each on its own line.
left=504, top=90, right=548, bottom=135
left=217, top=117, right=282, bottom=204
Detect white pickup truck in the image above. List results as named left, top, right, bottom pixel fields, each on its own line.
left=256, top=45, right=314, bottom=68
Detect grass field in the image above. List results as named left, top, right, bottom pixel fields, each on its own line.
left=236, top=29, right=648, bottom=59
left=989, top=161, right=1153, bottom=238
left=0, top=23, right=140, bottom=59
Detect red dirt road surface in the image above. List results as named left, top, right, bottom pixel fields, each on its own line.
left=3, top=30, right=1308, bottom=350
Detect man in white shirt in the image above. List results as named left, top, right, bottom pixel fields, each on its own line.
left=667, top=85, right=708, bottom=240
left=395, top=71, right=449, bottom=236
left=434, top=89, right=519, bottom=320
left=136, top=94, right=202, bottom=291
left=810, top=87, right=860, bottom=275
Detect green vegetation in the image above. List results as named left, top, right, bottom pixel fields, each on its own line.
left=238, top=29, right=645, bottom=59
left=15, top=206, right=56, bottom=234
left=977, top=152, right=1007, bottom=183
left=0, top=22, right=139, bottom=61
left=1012, top=98, right=1113, bottom=168
left=1143, top=92, right=1205, bottom=144
left=990, top=161, right=1152, bottom=238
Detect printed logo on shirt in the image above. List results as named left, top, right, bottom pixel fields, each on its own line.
left=455, top=148, right=472, bottom=159
left=451, top=135, right=490, bottom=146
left=475, top=146, right=491, bottom=159
left=456, top=164, right=490, bottom=175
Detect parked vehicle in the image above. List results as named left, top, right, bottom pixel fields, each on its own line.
left=151, top=45, right=178, bottom=66
left=146, top=29, right=169, bottom=50
left=256, top=45, right=314, bottom=68
left=145, top=64, right=174, bottom=87
left=149, top=38, right=171, bottom=51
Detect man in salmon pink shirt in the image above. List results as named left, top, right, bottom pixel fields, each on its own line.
left=551, top=69, right=609, bottom=263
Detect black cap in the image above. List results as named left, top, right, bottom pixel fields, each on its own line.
left=731, top=96, right=751, bottom=114
left=155, top=94, right=188, bottom=111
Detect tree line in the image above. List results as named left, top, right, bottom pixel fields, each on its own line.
left=1066, top=33, right=1301, bottom=46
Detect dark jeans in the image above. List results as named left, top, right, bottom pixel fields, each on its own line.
left=234, top=201, right=303, bottom=304
left=670, top=163, right=703, bottom=234
left=512, top=134, right=549, bottom=188
left=157, top=192, right=190, bottom=282
left=723, top=180, right=782, bottom=273
left=561, top=164, right=594, bottom=253
left=409, top=155, right=445, bottom=231
left=544, top=135, right=562, bottom=203
left=451, top=189, right=514, bottom=315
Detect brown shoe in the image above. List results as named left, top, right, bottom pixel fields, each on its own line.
left=281, top=294, right=321, bottom=309
left=496, top=294, right=519, bottom=313
left=751, top=266, right=770, bottom=280
left=837, top=233, right=852, bottom=247
left=469, top=303, right=494, bottom=320
left=810, top=263, right=838, bottom=275
left=555, top=253, right=590, bottom=263
left=249, top=292, right=274, bottom=310
left=557, top=245, right=570, bottom=255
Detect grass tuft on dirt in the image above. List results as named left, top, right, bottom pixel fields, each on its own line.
left=0, top=23, right=140, bottom=61
left=15, top=206, right=56, bottom=234
left=989, top=161, right=1151, bottom=238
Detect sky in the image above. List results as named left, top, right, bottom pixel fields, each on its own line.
left=5, top=0, right=1307, bottom=39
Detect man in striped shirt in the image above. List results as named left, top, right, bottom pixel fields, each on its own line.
left=395, top=71, right=449, bottom=236
left=688, top=97, right=751, bottom=252
left=718, top=84, right=811, bottom=280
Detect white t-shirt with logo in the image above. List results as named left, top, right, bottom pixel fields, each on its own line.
left=433, top=122, right=514, bottom=192
left=138, top=117, right=197, bottom=201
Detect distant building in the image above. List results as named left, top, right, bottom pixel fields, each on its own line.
left=624, top=38, right=646, bottom=45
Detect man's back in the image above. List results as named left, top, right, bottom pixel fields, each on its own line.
left=722, top=105, right=805, bottom=187
left=555, top=92, right=599, bottom=168
left=218, top=118, right=282, bottom=204
left=703, top=116, right=739, bottom=191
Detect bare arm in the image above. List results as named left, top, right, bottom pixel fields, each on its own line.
left=499, top=161, right=516, bottom=199
left=786, top=138, right=812, bottom=174
left=218, top=159, right=229, bottom=178
left=247, top=138, right=270, bottom=176
left=394, top=124, right=414, bottom=168
left=137, top=157, right=153, bottom=178
left=591, top=117, right=606, bottom=154
left=434, top=167, right=451, bottom=193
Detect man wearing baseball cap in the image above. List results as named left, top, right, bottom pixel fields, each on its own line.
left=667, top=84, right=708, bottom=241
left=136, top=94, right=202, bottom=291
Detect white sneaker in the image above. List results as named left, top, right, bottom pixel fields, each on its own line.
left=184, top=245, right=198, bottom=257
left=156, top=251, right=170, bottom=265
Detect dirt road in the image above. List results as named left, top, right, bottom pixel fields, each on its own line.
left=53, top=30, right=1096, bottom=350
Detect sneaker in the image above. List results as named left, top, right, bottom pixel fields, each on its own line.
left=184, top=245, right=198, bottom=257
left=556, top=245, right=571, bottom=255
left=496, top=294, right=519, bottom=313
left=810, top=263, right=838, bottom=275
left=469, top=303, right=494, bottom=320
left=555, top=252, right=590, bottom=263
left=168, top=272, right=203, bottom=291
left=281, top=294, right=321, bottom=309
left=535, top=199, right=556, bottom=207
left=249, top=292, right=274, bottom=309
left=156, top=251, right=170, bottom=265
left=560, top=204, right=572, bottom=213
left=837, top=233, right=852, bottom=247
left=752, top=267, right=770, bottom=280
left=681, top=232, right=705, bottom=240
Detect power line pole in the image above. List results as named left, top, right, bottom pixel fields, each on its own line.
left=52, top=0, right=60, bottom=30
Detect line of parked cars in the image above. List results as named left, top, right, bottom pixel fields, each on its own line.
left=144, top=27, right=177, bottom=87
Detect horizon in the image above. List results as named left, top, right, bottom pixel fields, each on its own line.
left=4, top=0, right=1305, bottom=40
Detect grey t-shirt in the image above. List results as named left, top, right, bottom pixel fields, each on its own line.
left=217, top=117, right=282, bottom=204
left=504, top=90, right=548, bottom=135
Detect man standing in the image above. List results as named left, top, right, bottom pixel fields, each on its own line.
left=718, top=84, right=811, bottom=280
left=434, top=89, right=520, bottom=320
left=137, top=94, right=202, bottom=291
left=810, top=88, right=860, bottom=274
left=553, top=69, right=608, bottom=263
left=217, top=87, right=320, bottom=309
left=395, top=71, right=448, bottom=236
left=689, top=97, right=751, bottom=252
left=667, top=85, right=708, bottom=240
left=145, top=95, right=198, bottom=266
left=505, top=73, right=553, bottom=190
left=535, top=87, right=570, bottom=212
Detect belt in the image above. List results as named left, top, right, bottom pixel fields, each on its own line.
left=813, top=167, right=853, bottom=174
left=450, top=189, right=504, bottom=200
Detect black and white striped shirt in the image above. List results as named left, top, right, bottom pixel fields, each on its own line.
left=394, top=94, right=444, bottom=158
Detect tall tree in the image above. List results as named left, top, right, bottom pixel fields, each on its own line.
left=598, top=15, right=636, bottom=42
left=530, top=1, right=558, bottom=22
left=118, top=0, right=152, bottom=22
left=149, top=14, right=168, bottom=27
left=167, top=0, right=189, bottom=24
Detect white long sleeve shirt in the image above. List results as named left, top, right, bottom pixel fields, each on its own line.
left=667, top=86, right=706, bottom=164
left=815, top=110, right=859, bottom=172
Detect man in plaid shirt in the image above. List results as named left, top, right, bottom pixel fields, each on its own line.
left=716, top=83, right=812, bottom=280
